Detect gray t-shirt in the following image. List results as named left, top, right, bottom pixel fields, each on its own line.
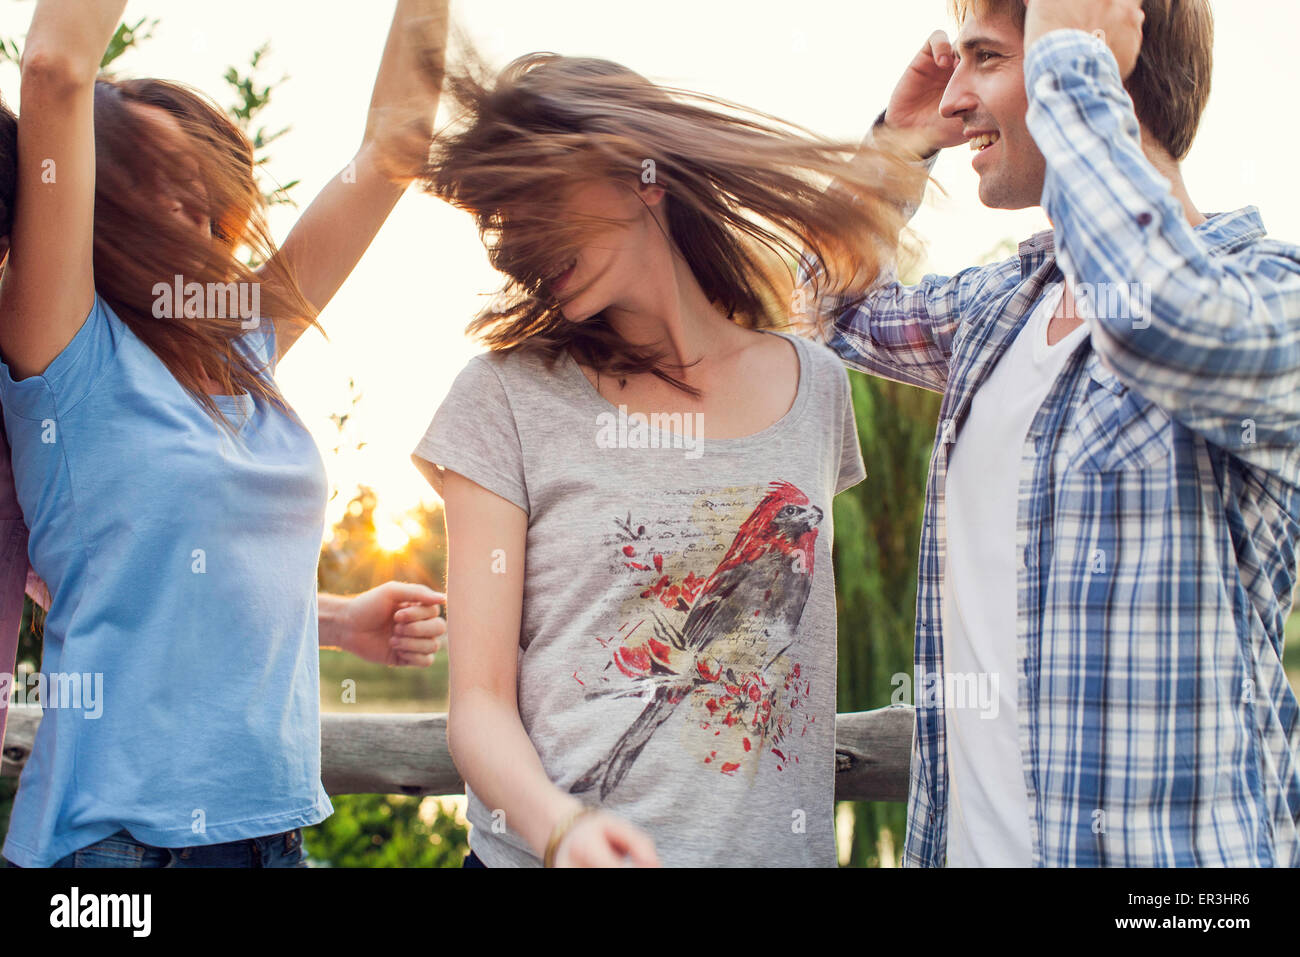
left=414, top=330, right=865, bottom=867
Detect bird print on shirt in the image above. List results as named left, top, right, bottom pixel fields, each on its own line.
left=571, top=481, right=822, bottom=800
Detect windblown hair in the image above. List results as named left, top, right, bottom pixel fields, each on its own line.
left=92, top=77, right=316, bottom=424
left=950, top=0, right=1214, bottom=160
left=424, top=52, right=923, bottom=391
left=0, top=95, right=16, bottom=239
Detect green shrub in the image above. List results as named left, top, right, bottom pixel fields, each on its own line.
left=303, top=794, right=469, bottom=868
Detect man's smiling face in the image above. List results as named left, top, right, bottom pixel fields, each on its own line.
left=940, top=5, right=1047, bottom=210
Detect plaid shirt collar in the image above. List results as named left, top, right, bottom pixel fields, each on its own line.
left=1015, top=206, right=1266, bottom=279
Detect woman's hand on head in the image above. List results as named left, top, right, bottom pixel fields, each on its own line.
left=553, top=811, right=662, bottom=868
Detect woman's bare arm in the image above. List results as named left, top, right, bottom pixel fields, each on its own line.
left=0, top=0, right=126, bottom=379
left=262, top=0, right=449, bottom=359
left=433, top=466, right=587, bottom=857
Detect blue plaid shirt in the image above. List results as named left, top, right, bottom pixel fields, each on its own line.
left=806, top=31, right=1300, bottom=866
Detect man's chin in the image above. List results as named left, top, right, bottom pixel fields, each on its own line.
left=978, top=177, right=1039, bottom=212
left=976, top=165, right=1045, bottom=211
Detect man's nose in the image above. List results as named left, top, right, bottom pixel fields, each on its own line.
left=938, top=69, right=977, bottom=122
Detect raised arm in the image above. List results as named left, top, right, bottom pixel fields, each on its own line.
left=433, top=467, right=659, bottom=867
left=796, top=32, right=983, bottom=394
left=1023, top=22, right=1300, bottom=478
left=262, top=0, right=449, bottom=359
left=0, top=0, right=126, bottom=380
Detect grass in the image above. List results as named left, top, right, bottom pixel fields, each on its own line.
left=318, top=647, right=448, bottom=714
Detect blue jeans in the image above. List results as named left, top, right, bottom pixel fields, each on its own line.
left=47, top=828, right=308, bottom=868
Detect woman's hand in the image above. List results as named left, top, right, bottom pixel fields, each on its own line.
left=258, top=0, right=451, bottom=357
left=320, top=583, right=446, bottom=667
left=362, top=0, right=450, bottom=185
left=552, top=810, right=661, bottom=868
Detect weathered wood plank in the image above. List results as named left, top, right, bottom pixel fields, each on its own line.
left=1, top=705, right=912, bottom=802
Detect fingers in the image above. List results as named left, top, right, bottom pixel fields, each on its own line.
left=394, top=602, right=444, bottom=627
left=383, top=595, right=446, bottom=667
left=379, top=580, right=446, bottom=608
left=927, top=30, right=954, bottom=70
left=389, top=612, right=444, bottom=668
left=605, top=821, right=662, bottom=868
left=570, top=827, right=628, bottom=868
left=388, top=631, right=440, bottom=668
left=390, top=649, right=436, bottom=668
left=389, top=633, right=442, bottom=653
left=393, top=608, right=445, bottom=640
left=553, top=813, right=660, bottom=867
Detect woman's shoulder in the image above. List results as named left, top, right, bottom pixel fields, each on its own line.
left=455, top=345, right=565, bottom=395
left=763, top=328, right=849, bottom=389
left=0, top=293, right=124, bottom=417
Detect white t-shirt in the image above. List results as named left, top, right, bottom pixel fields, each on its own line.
left=943, top=283, right=1089, bottom=867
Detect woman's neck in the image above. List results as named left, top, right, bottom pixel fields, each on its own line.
left=601, top=244, right=750, bottom=377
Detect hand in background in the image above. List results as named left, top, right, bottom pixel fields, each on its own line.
left=331, top=581, right=445, bottom=667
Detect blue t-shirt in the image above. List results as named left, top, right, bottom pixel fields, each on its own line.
left=0, top=296, right=332, bottom=867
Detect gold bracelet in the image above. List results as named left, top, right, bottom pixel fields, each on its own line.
left=543, top=806, right=596, bottom=868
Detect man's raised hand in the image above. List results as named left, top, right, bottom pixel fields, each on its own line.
left=881, top=31, right=968, bottom=158
left=1023, top=0, right=1145, bottom=79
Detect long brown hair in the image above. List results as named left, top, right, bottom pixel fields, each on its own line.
left=0, top=94, right=16, bottom=241
left=424, top=52, right=922, bottom=391
left=92, top=77, right=316, bottom=424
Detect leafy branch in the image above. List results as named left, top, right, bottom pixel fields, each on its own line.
left=223, top=43, right=299, bottom=207
left=101, top=17, right=158, bottom=70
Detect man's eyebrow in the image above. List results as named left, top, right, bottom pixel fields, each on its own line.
left=956, top=35, right=1010, bottom=56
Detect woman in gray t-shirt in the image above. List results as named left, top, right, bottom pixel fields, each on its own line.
left=413, top=54, right=918, bottom=867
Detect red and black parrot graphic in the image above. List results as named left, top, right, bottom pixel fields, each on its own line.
left=571, top=481, right=822, bottom=800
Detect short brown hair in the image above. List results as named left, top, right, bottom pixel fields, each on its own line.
left=950, top=0, right=1214, bottom=160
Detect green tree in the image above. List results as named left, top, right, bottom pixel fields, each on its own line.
left=829, top=241, right=989, bottom=867
left=833, top=375, right=940, bottom=867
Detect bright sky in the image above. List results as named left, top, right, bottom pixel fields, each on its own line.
left=1, top=0, right=1294, bottom=543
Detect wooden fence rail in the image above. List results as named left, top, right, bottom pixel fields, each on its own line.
left=1, top=705, right=913, bottom=802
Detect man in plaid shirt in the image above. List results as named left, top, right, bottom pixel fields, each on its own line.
left=803, top=0, right=1299, bottom=866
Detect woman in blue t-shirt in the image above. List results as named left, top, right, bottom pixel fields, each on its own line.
left=0, top=0, right=449, bottom=868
